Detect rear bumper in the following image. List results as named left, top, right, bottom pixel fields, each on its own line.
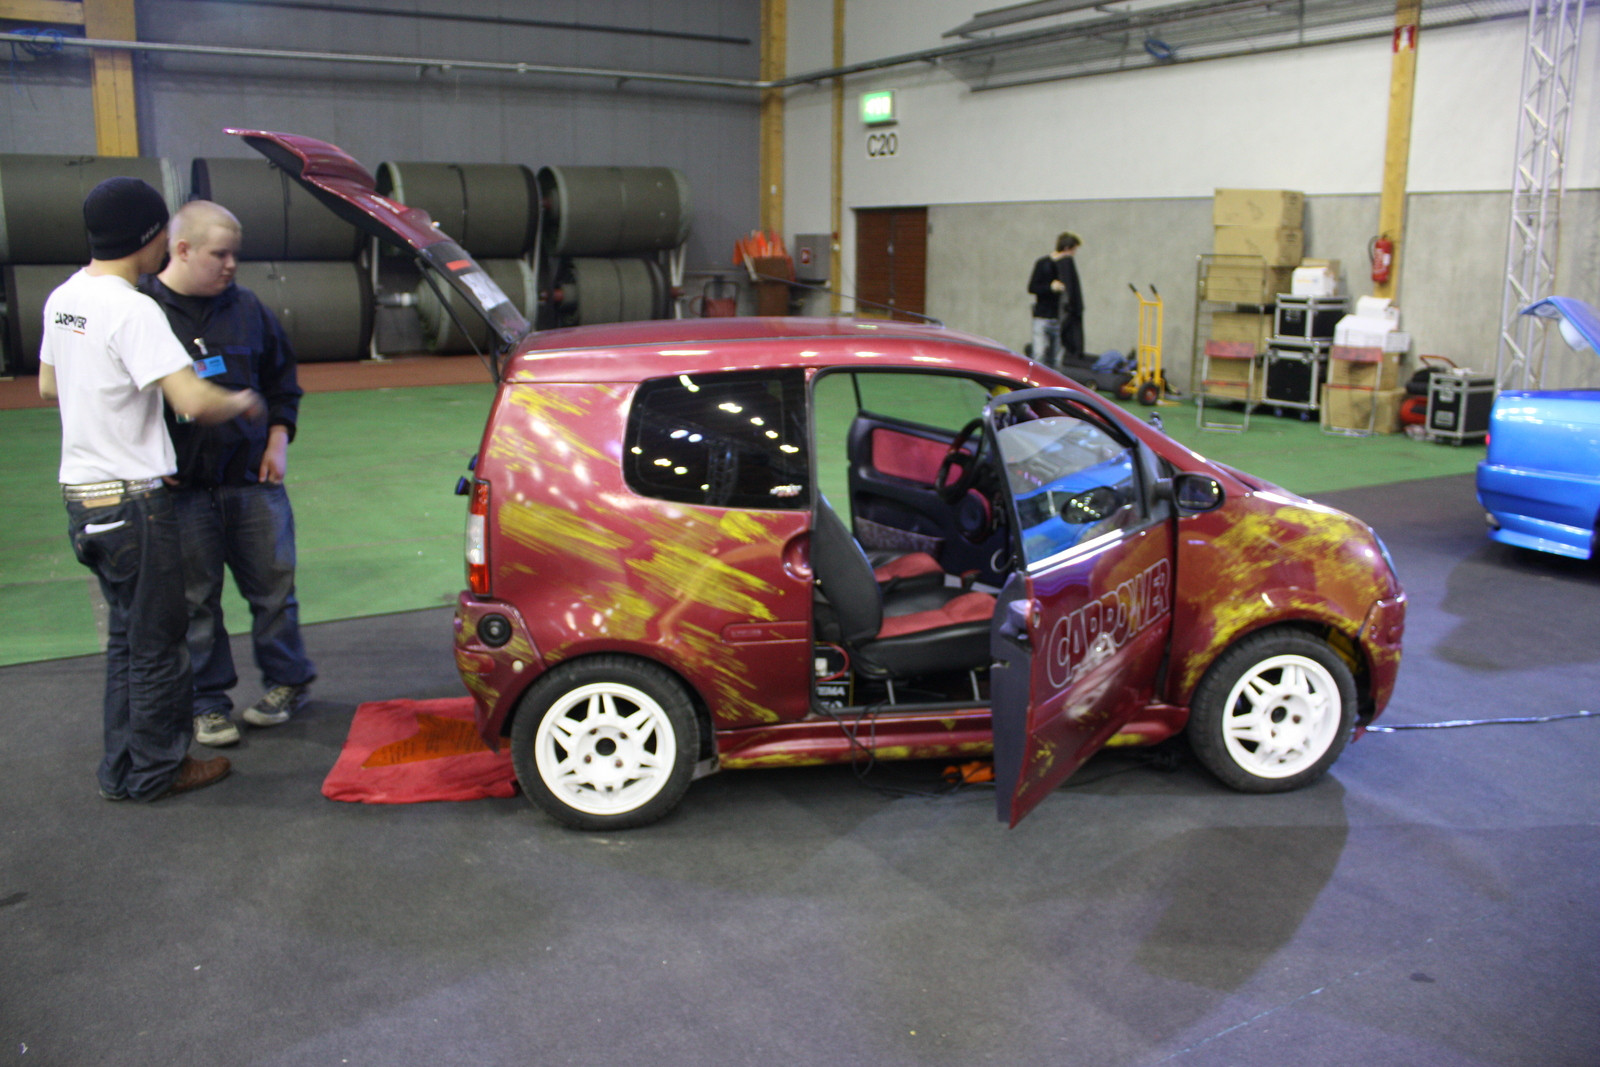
left=453, top=593, right=544, bottom=747
left=1477, top=463, right=1598, bottom=560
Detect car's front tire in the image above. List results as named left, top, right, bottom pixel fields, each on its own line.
left=510, top=656, right=699, bottom=830
left=1186, top=630, right=1356, bottom=792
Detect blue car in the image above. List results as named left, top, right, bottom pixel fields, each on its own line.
left=1476, top=297, right=1600, bottom=560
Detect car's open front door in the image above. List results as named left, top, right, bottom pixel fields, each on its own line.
left=227, top=128, right=530, bottom=357
left=987, top=389, right=1177, bottom=826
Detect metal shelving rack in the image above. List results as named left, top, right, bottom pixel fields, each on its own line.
left=1192, top=253, right=1276, bottom=433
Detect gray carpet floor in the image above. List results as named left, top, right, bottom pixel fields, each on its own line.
left=2, top=473, right=1597, bottom=1066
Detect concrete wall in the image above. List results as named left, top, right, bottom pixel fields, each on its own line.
left=924, top=190, right=1600, bottom=392
left=0, top=1, right=761, bottom=270
left=784, top=5, right=1600, bottom=390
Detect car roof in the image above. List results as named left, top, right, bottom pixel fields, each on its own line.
left=505, top=316, right=1033, bottom=383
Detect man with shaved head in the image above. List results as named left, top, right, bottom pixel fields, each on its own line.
left=140, top=199, right=316, bottom=747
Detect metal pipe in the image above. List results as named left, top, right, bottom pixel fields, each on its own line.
left=160, top=0, right=752, bottom=47
left=0, top=31, right=766, bottom=91
left=1, top=0, right=1531, bottom=96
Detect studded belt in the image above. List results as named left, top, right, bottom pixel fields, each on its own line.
left=62, top=477, right=165, bottom=504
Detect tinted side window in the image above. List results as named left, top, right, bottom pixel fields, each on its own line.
left=625, top=368, right=810, bottom=509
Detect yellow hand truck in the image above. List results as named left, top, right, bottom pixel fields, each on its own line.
left=1123, top=283, right=1175, bottom=407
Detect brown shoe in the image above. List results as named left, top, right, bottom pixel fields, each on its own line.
left=157, top=755, right=231, bottom=799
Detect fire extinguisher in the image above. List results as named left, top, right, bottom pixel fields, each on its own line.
left=1369, top=236, right=1394, bottom=285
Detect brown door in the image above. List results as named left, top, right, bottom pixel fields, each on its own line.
left=855, top=207, right=927, bottom=322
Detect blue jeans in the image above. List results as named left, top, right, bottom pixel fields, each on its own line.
left=172, top=483, right=316, bottom=717
left=67, top=489, right=193, bottom=800
left=1031, top=316, right=1061, bottom=367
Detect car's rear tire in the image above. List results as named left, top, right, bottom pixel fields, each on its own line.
left=510, top=656, right=699, bottom=830
left=1186, top=630, right=1356, bottom=792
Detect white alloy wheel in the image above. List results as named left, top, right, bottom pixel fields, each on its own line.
left=1187, top=631, right=1357, bottom=793
left=511, top=656, right=700, bottom=830
left=1217, top=653, right=1342, bottom=779
left=534, top=681, right=678, bottom=815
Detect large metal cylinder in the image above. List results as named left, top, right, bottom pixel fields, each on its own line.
left=538, top=165, right=691, bottom=257
left=234, top=261, right=373, bottom=363
left=413, top=257, right=537, bottom=355
left=3, top=263, right=79, bottom=374
left=0, top=155, right=183, bottom=264
left=191, top=158, right=362, bottom=261
left=566, top=257, right=669, bottom=325
left=375, top=162, right=536, bottom=259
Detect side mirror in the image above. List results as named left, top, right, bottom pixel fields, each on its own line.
left=1160, top=472, right=1225, bottom=513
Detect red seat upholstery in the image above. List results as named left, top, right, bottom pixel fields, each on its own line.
left=812, top=497, right=996, bottom=679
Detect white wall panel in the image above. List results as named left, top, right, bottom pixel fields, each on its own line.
left=783, top=4, right=1599, bottom=390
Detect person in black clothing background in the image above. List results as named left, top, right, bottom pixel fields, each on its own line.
left=140, top=200, right=316, bottom=748
left=1026, top=231, right=1083, bottom=368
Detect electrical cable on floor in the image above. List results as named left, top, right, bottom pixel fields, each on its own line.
left=819, top=698, right=1188, bottom=799
left=822, top=702, right=1597, bottom=803
left=816, top=700, right=968, bottom=800
left=1367, top=708, right=1595, bottom=733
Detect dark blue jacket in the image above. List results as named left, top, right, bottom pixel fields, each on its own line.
left=139, top=276, right=302, bottom=488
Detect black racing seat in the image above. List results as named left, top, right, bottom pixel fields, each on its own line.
left=812, top=497, right=996, bottom=678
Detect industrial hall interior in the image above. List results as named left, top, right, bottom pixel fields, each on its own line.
left=2, top=1, right=1598, bottom=1065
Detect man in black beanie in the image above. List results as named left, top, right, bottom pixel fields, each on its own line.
left=38, top=176, right=264, bottom=802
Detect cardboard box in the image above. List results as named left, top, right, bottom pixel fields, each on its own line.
left=1214, top=226, right=1305, bottom=266
left=1201, top=342, right=1263, bottom=401
left=1213, top=188, right=1305, bottom=228
left=1204, top=264, right=1296, bottom=304
left=1291, top=266, right=1340, bottom=297
left=1202, top=379, right=1265, bottom=403
left=1324, top=385, right=1402, bottom=434
left=1329, top=345, right=1401, bottom=389
left=1210, top=311, right=1274, bottom=349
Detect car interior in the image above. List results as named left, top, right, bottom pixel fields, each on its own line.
left=808, top=369, right=1148, bottom=714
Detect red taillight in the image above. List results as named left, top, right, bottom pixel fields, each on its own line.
left=466, top=480, right=490, bottom=595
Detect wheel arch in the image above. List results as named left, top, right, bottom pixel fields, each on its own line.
left=500, top=650, right=718, bottom=762
left=1178, top=616, right=1377, bottom=725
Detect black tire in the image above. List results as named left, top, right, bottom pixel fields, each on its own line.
left=1186, top=630, right=1357, bottom=793
left=509, top=656, right=699, bottom=830
left=1136, top=380, right=1162, bottom=406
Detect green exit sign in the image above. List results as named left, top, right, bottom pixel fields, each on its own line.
left=860, top=90, right=897, bottom=126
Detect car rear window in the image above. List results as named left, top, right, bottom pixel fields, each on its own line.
left=625, top=368, right=811, bottom=509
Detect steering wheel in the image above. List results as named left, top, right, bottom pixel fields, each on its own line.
left=935, top=418, right=986, bottom=504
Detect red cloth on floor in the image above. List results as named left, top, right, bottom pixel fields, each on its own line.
left=322, top=696, right=517, bottom=804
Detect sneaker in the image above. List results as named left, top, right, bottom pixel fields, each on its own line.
left=194, top=711, right=241, bottom=747
left=243, top=683, right=310, bottom=727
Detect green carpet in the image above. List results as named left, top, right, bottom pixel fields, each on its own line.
left=1115, top=398, right=1485, bottom=494
left=0, top=383, right=1481, bottom=667
left=2, top=384, right=494, bottom=667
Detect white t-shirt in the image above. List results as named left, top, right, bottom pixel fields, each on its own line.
left=40, top=269, right=193, bottom=484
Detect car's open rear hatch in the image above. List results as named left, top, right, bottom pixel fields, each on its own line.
left=228, top=128, right=531, bottom=358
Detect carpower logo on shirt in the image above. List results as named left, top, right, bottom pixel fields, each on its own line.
left=54, top=311, right=87, bottom=333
